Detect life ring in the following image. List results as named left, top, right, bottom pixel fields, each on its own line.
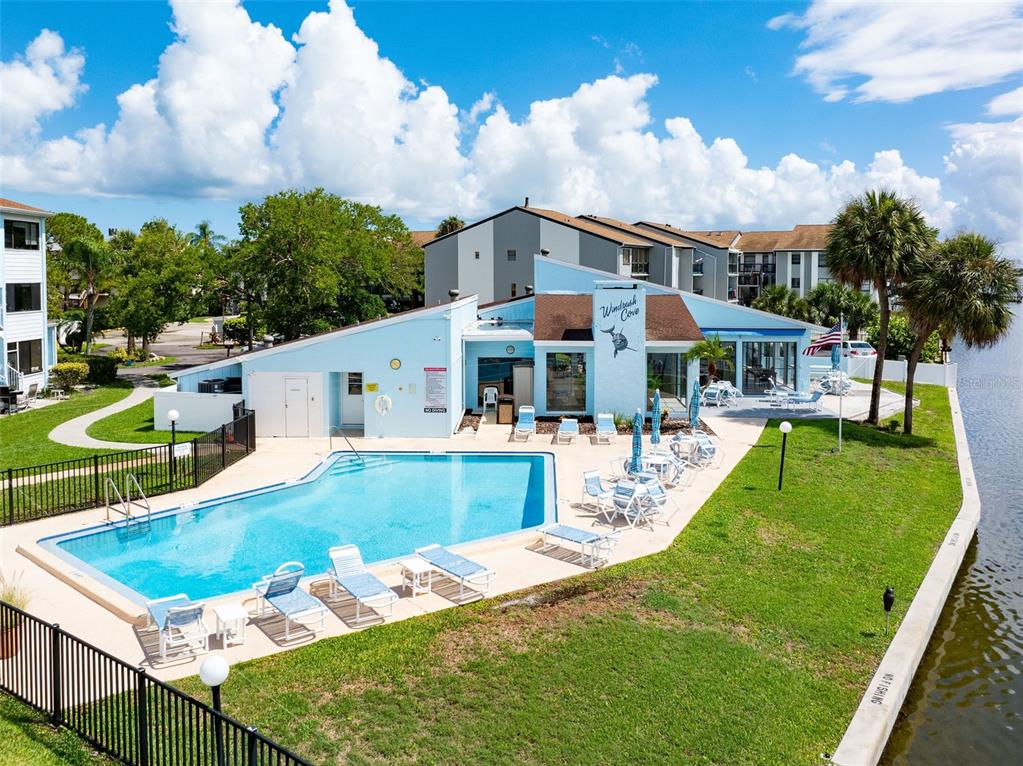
left=374, top=394, right=393, bottom=416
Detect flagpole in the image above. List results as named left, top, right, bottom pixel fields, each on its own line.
left=838, top=311, right=844, bottom=453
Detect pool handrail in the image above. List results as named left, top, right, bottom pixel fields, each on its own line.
left=329, top=426, right=364, bottom=464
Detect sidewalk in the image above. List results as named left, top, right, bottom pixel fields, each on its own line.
left=48, top=384, right=158, bottom=451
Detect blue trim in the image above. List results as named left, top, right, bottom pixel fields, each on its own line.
left=699, top=328, right=809, bottom=337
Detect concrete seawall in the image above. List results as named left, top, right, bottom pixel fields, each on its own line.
left=831, top=387, right=980, bottom=765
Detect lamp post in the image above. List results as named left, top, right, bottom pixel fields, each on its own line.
left=224, top=339, right=235, bottom=358
left=883, top=586, right=895, bottom=635
left=200, top=654, right=230, bottom=766
left=167, top=409, right=180, bottom=486
left=777, top=421, right=792, bottom=491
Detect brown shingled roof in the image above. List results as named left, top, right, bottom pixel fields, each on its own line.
left=735, top=224, right=833, bottom=252
left=534, top=293, right=702, bottom=343
left=580, top=215, right=693, bottom=248
left=527, top=207, right=655, bottom=247
left=0, top=197, right=52, bottom=215
left=635, top=221, right=739, bottom=249
left=410, top=230, right=435, bottom=247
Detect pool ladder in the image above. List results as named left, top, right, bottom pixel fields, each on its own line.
left=104, top=473, right=152, bottom=527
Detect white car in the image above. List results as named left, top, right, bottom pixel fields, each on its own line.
left=841, top=340, right=876, bottom=357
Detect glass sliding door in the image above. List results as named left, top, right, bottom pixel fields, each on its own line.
left=545, top=352, right=587, bottom=412
left=647, top=353, right=687, bottom=405
left=742, top=341, right=796, bottom=394
left=477, top=357, right=533, bottom=407
left=699, top=341, right=736, bottom=386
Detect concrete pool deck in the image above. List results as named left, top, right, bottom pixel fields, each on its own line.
left=2, top=414, right=766, bottom=683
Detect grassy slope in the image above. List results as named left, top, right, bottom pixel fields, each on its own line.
left=0, top=385, right=133, bottom=469
left=0, top=696, right=111, bottom=765
left=86, top=398, right=203, bottom=445
left=175, top=384, right=960, bottom=765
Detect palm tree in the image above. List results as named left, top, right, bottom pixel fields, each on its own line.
left=825, top=189, right=934, bottom=423
left=190, top=220, right=226, bottom=251
left=435, top=215, right=465, bottom=237
left=62, top=238, right=114, bottom=355
left=683, top=334, right=731, bottom=383
left=899, top=233, right=1020, bottom=434
left=751, top=285, right=810, bottom=321
left=805, top=282, right=878, bottom=339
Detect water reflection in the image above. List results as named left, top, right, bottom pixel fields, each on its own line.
left=882, top=311, right=1023, bottom=763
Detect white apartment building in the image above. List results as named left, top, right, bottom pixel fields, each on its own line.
left=1, top=197, right=55, bottom=394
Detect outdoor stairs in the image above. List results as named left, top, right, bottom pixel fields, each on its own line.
left=329, top=455, right=396, bottom=476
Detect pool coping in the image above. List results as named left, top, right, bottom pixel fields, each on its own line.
left=830, top=387, right=981, bottom=766
left=23, top=449, right=559, bottom=622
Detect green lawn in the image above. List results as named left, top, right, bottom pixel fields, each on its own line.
left=174, top=384, right=961, bottom=765
left=0, top=695, right=111, bottom=765
left=0, top=385, right=133, bottom=469
left=86, top=398, right=203, bottom=445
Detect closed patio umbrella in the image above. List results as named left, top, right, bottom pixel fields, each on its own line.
left=831, top=342, right=841, bottom=371
left=630, top=409, right=643, bottom=474
left=651, top=389, right=662, bottom=445
left=689, top=380, right=701, bottom=428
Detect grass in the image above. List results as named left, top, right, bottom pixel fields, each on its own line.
left=86, top=398, right=203, bottom=445
left=174, top=383, right=961, bottom=765
left=0, top=695, right=112, bottom=765
left=0, top=384, right=133, bottom=469
left=121, top=356, right=177, bottom=368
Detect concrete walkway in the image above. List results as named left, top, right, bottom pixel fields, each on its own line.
left=48, top=385, right=158, bottom=451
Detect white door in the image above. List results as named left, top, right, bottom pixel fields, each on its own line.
left=284, top=377, right=309, bottom=437
left=341, top=372, right=364, bottom=425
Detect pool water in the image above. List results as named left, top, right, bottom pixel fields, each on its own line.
left=43, top=452, right=554, bottom=604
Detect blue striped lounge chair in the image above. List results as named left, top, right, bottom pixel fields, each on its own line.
left=537, top=524, right=622, bottom=568
left=327, top=545, right=399, bottom=625
left=146, top=594, right=209, bottom=661
left=557, top=418, right=579, bottom=444
left=514, top=406, right=536, bottom=441
left=415, top=544, right=496, bottom=601
left=595, top=413, right=617, bottom=444
left=785, top=390, right=825, bottom=412
left=252, top=562, right=328, bottom=641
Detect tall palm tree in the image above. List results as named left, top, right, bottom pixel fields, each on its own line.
left=751, top=284, right=810, bottom=321
left=899, top=233, right=1020, bottom=434
left=190, top=220, right=227, bottom=251
left=63, top=238, right=114, bottom=355
left=435, top=215, right=465, bottom=237
left=683, top=334, right=731, bottom=383
left=825, top=189, right=934, bottom=423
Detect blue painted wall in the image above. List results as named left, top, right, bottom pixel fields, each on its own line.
left=593, top=282, right=647, bottom=416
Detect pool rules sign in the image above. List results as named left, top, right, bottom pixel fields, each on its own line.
left=424, top=367, right=448, bottom=413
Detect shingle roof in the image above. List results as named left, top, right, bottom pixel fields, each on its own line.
left=534, top=293, right=702, bottom=343
left=0, top=197, right=52, bottom=216
left=580, top=215, right=692, bottom=248
left=635, top=222, right=739, bottom=249
left=526, top=208, right=655, bottom=247
left=735, top=224, right=833, bottom=252
left=410, top=230, right=435, bottom=247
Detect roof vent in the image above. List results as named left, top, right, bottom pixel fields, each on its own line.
left=525, top=285, right=534, bottom=295
left=524, top=196, right=529, bottom=207
left=448, top=288, right=460, bottom=302
left=540, top=248, right=550, bottom=257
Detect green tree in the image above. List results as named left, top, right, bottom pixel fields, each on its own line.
left=751, top=285, right=810, bottom=321
left=683, top=335, right=731, bottom=382
left=805, top=282, right=878, bottom=339
left=898, top=233, right=1020, bottom=434
left=866, top=314, right=939, bottom=362
left=436, top=215, right=465, bottom=237
left=825, top=189, right=935, bottom=423
left=190, top=220, right=227, bottom=251
left=45, top=212, right=104, bottom=317
left=61, top=238, right=114, bottom=354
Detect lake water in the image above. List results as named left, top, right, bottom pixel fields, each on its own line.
left=881, top=310, right=1022, bottom=764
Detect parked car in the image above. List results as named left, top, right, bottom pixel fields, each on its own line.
left=841, top=340, right=876, bottom=357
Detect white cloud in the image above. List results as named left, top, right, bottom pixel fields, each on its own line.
left=0, top=29, right=85, bottom=146
left=772, top=1, right=1023, bottom=103
left=987, top=85, right=1023, bottom=116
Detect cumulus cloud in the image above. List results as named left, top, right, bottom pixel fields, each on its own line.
left=987, top=85, right=1023, bottom=116
left=771, top=0, right=1023, bottom=103
left=0, top=29, right=85, bottom=146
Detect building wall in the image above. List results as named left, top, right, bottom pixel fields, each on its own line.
left=456, top=220, right=495, bottom=304
left=539, top=219, right=580, bottom=266
left=576, top=231, right=621, bottom=276
left=493, top=210, right=542, bottom=300
left=153, top=390, right=244, bottom=431
left=592, top=282, right=647, bottom=417
left=424, top=235, right=459, bottom=305
left=1, top=212, right=50, bottom=388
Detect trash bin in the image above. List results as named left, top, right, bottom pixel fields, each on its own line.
left=497, top=395, right=515, bottom=425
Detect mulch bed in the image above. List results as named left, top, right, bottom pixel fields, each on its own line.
left=457, top=411, right=713, bottom=436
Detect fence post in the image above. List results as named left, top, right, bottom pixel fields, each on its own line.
left=220, top=426, right=227, bottom=470
left=136, top=667, right=150, bottom=766
left=50, top=624, right=62, bottom=725
left=245, top=413, right=252, bottom=454
left=92, top=455, right=101, bottom=509
left=192, top=438, right=200, bottom=488
left=5, top=468, right=13, bottom=526
left=247, top=726, right=259, bottom=765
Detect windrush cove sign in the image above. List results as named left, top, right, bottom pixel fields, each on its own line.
left=593, top=284, right=646, bottom=415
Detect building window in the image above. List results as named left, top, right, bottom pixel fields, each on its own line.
left=5, top=283, right=42, bottom=312
left=700, top=341, right=736, bottom=386
left=630, top=249, right=649, bottom=277
left=510, top=283, right=517, bottom=297
left=742, top=341, right=796, bottom=394
left=791, top=252, right=801, bottom=266
left=507, top=249, right=517, bottom=261
left=818, top=252, right=827, bottom=268
left=4, top=220, right=40, bottom=250
left=7, top=339, right=43, bottom=374
left=546, top=352, right=586, bottom=411
left=791, top=277, right=801, bottom=289
left=474, top=250, right=480, bottom=259
left=347, top=372, right=363, bottom=396
left=647, top=353, right=687, bottom=403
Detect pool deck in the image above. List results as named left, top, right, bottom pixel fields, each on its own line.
left=2, top=413, right=766, bottom=683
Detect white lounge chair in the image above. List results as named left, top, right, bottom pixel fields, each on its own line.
left=595, top=413, right=617, bottom=444
left=415, top=544, right=496, bottom=601
left=581, top=470, right=613, bottom=512
left=557, top=418, right=579, bottom=444
left=537, top=524, right=622, bottom=568
left=253, top=562, right=328, bottom=641
left=637, top=476, right=678, bottom=523
left=146, top=594, right=209, bottom=661
left=327, top=545, right=399, bottom=625
left=513, top=406, right=536, bottom=441
left=785, top=390, right=825, bottom=412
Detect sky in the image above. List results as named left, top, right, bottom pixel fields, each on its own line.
left=1, top=0, right=1021, bottom=257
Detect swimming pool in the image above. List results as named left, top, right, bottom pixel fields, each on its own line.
left=40, top=452, right=555, bottom=604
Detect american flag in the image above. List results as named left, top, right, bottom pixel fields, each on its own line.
left=803, top=322, right=843, bottom=355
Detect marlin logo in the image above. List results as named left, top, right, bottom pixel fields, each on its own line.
left=601, top=325, right=636, bottom=357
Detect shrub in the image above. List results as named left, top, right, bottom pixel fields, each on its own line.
left=0, top=572, right=30, bottom=611
left=223, top=316, right=259, bottom=343
left=866, top=313, right=941, bottom=362
left=49, top=362, right=90, bottom=390
left=109, top=347, right=129, bottom=363
left=62, top=354, right=120, bottom=384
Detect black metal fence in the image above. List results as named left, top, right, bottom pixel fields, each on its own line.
left=2, top=410, right=256, bottom=526
left=0, top=600, right=311, bottom=766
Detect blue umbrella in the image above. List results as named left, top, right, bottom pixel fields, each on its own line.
left=689, top=380, right=701, bottom=427
left=831, top=342, right=841, bottom=371
left=651, top=389, right=662, bottom=445
left=630, top=409, right=643, bottom=474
